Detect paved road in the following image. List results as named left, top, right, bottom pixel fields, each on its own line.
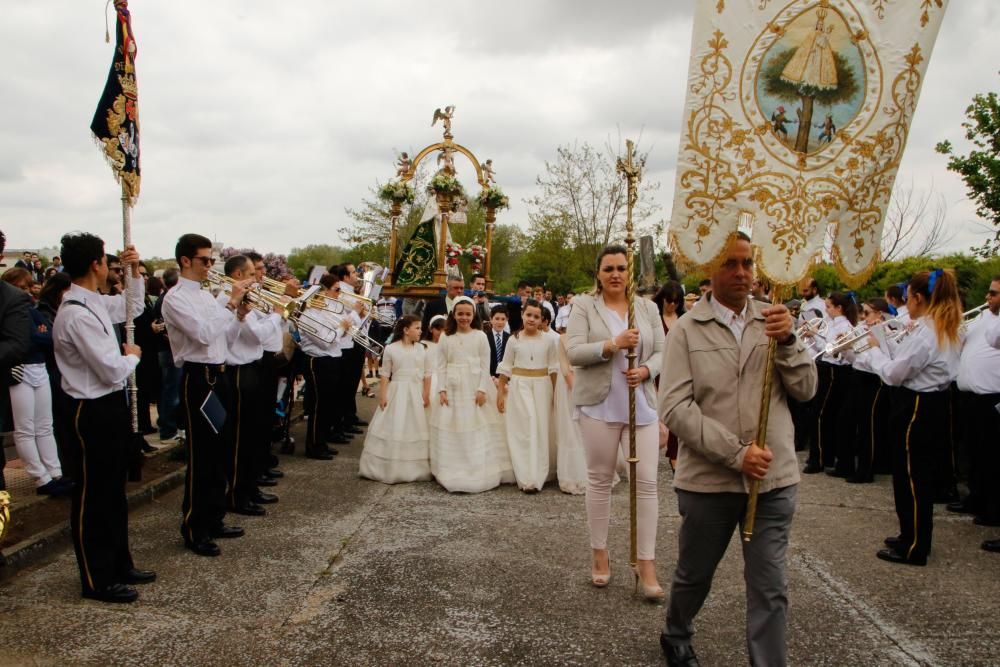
left=1, top=397, right=998, bottom=666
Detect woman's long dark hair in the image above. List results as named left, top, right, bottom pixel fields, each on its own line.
left=592, top=244, right=628, bottom=294
left=653, top=281, right=685, bottom=317
left=909, top=269, right=961, bottom=347
left=37, top=272, right=72, bottom=311
left=827, top=291, right=859, bottom=327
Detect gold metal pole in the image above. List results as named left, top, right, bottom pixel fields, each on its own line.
left=484, top=205, right=496, bottom=292
left=617, top=140, right=642, bottom=568
left=386, top=199, right=402, bottom=287
left=742, top=285, right=787, bottom=541
left=433, top=192, right=452, bottom=288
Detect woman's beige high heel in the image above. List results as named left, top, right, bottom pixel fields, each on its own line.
left=632, top=565, right=665, bottom=601
left=591, top=552, right=611, bottom=588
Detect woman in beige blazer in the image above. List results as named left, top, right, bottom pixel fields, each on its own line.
left=565, top=245, right=665, bottom=600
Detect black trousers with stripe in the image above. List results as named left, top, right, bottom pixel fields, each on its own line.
left=64, top=390, right=134, bottom=593
left=224, top=362, right=262, bottom=507
left=888, top=387, right=949, bottom=561
left=806, top=361, right=835, bottom=468
left=258, top=350, right=280, bottom=472
left=959, top=389, right=1000, bottom=521
left=846, top=369, right=890, bottom=481
left=339, top=345, right=365, bottom=427
left=304, top=354, right=342, bottom=455
left=180, top=363, right=231, bottom=544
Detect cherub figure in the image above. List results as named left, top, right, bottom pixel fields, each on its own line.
left=396, top=152, right=411, bottom=178
left=481, top=159, right=497, bottom=184
left=437, top=148, right=456, bottom=174
left=431, top=105, right=456, bottom=137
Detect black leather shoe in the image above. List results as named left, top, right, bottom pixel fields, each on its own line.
left=252, top=491, right=279, bottom=505
left=211, top=525, right=245, bottom=539
left=121, top=568, right=157, bottom=585
left=826, top=469, right=850, bottom=478
left=660, top=634, right=700, bottom=667
left=933, top=487, right=960, bottom=504
left=328, top=435, right=351, bottom=445
left=344, top=427, right=364, bottom=435
left=230, top=502, right=267, bottom=516
left=876, top=547, right=926, bottom=566
left=802, top=463, right=823, bottom=474
left=982, top=539, right=1000, bottom=553
left=353, top=419, right=369, bottom=427
left=884, top=535, right=901, bottom=549
left=306, top=451, right=334, bottom=460
left=974, top=515, right=1000, bottom=527
left=264, top=468, right=284, bottom=479
left=946, top=499, right=974, bottom=514
left=185, top=539, right=221, bottom=557
left=83, top=583, right=138, bottom=603
left=256, top=476, right=278, bottom=487
left=325, top=447, right=340, bottom=456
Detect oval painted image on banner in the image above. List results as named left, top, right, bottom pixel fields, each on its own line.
left=756, top=5, right=865, bottom=156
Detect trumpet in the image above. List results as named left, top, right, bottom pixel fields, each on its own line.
left=796, top=317, right=829, bottom=340
left=336, top=290, right=395, bottom=327
left=204, top=270, right=298, bottom=319
left=816, top=324, right=870, bottom=359
left=959, top=303, right=989, bottom=334
left=852, top=318, right=917, bottom=354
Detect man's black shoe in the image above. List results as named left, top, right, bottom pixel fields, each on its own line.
left=121, top=568, right=157, bottom=585
left=982, top=539, right=1000, bottom=553
left=884, top=535, right=901, bottom=549
left=264, top=468, right=284, bottom=479
left=826, top=469, right=850, bottom=478
left=353, top=419, right=369, bottom=427
left=845, top=476, right=873, bottom=484
left=255, top=476, right=278, bottom=487
left=328, top=434, right=351, bottom=445
left=973, top=515, right=1000, bottom=527
left=946, top=499, right=974, bottom=514
left=344, top=426, right=364, bottom=436
left=933, top=487, right=960, bottom=504
left=83, top=583, right=138, bottom=603
left=306, top=451, right=334, bottom=460
left=252, top=491, right=278, bottom=505
left=185, top=539, right=221, bottom=557
left=802, top=463, right=823, bottom=474
left=876, top=547, right=926, bottom=566
left=230, top=502, right=266, bottom=517
left=211, top=525, right=245, bottom=539
left=660, top=634, right=700, bottom=667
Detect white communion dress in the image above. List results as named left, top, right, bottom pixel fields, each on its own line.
left=430, top=330, right=514, bottom=493
left=498, top=333, right=559, bottom=492
left=551, top=334, right=588, bottom=495
left=359, top=341, right=432, bottom=484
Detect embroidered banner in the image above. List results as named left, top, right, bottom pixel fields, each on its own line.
left=668, top=0, right=948, bottom=286
left=91, top=0, right=140, bottom=205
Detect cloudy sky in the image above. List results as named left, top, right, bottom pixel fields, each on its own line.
left=1, top=1, right=997, bottom=260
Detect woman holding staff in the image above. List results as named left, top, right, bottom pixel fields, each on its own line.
left=565, top=245, right=665, bottom=599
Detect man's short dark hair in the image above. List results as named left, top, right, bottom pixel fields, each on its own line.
left=699, top=279, right=712, bottom=288
left=175, top=233, right=212, bottom=264
left=162, top=267, right=180, bottom=289
left=333, top=264, right=351, bottom=281
left=0, top=229, right=5, bottom=255
left=61, top=232, right=106, bottom=279
left=471, top=273, right=485, bottom=284
left=245, top=251, right=263, bottom=263
left=106, top=253, right=120, bottom=266
left=490, top=305, right=508, bottom=318
left=52, top=255, right=60, bottom=261
left=224, top=254, right=250, bottom=277
left=516, top=280, right=530, bottom=290
left=327, top=263, right=340, bottom=274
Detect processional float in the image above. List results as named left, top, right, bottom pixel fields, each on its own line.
left=381, top=107, right=508, bottom=297
left=667, top=0, right=950, bottom=540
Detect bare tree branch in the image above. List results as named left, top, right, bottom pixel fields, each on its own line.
left=880, top=184, right=956, bottom=261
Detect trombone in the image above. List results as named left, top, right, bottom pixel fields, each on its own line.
left=204, top=270, right=298, bottom=319
left=796, top=317, right=829, bottom=340
left=336, top=290, right=395, bottom=327
left=290, top=296, right=385, bottom=356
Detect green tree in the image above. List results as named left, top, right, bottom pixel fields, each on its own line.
left=936, top=79, right=1000, bottom=258
left=286, top=244, right=348, bottom=280
left=761, top=48, right=860, bottom=153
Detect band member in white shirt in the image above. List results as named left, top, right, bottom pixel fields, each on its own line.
left=217, top=255, right=282, bottom=517
left=952, top=276, right=1000, bottom=539
left=332, top=264, right=367, bottom=438
left=245, top=251, right=286, bottom=487
left=53, top=232, right=155, bottom=603
left=162, top=234, right=252, bottom=558
left=866, top=269, right=963, bottom=566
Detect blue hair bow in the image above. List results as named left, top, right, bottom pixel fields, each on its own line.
left=887, top=304, right=898, bottom=316
left=927, top=268, right=943, bottom=295
left=846, top=290, right=857, bottom=305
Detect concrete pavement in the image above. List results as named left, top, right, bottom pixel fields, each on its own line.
left=0, top=396, right=998, bottom=666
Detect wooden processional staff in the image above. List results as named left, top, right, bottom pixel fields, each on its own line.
left=616, top=140, right=642, bottom=568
